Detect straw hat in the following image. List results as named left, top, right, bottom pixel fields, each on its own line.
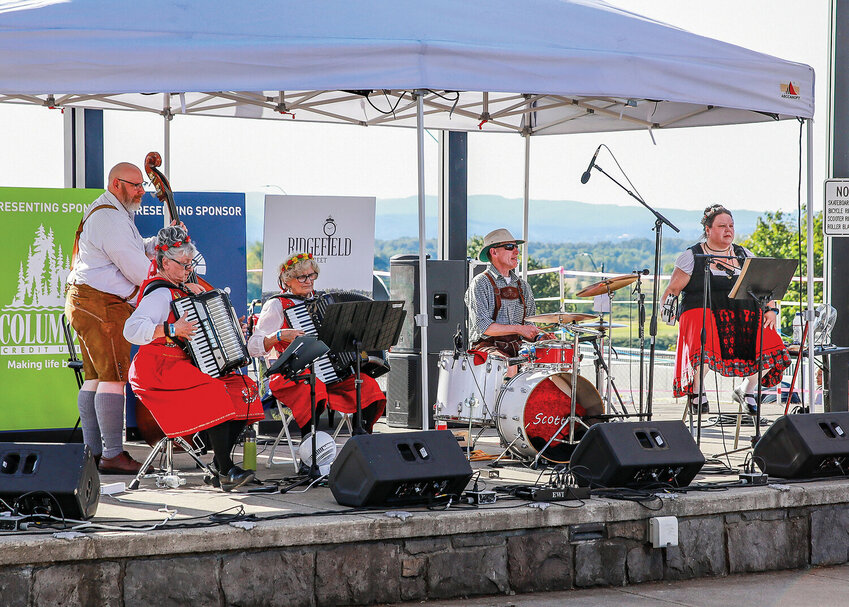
left=478, top=228, right=524, bottom=262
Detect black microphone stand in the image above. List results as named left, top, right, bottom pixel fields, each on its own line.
left=585, top=162, right=679, bottom=420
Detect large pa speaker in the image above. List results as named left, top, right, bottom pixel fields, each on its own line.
left=0, top=443, right=100, bottom=519
left=389, top=255, right=468, bottom=352
left=386, top=352, right=439, bottom=429
left=329, top=430, right=473, bottom=506
left=753, top=412, right=849, bottom=478
left=569, top=421, right=704, bottom=488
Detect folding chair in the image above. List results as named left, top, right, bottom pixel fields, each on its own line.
left=266, top=400, right=300, bottom=472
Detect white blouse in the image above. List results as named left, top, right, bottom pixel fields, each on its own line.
left=123, top=288, right=175, bottom=345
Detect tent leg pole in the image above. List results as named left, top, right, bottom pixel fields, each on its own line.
left=415, top=91, right=431, bottom=430
left=807, top=118, right=817, bottom=411
left=522, top=131, right=530, bottom=281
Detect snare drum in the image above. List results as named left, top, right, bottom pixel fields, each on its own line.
left=529, top=340, right=574, bottom=367
left=495, top=369, right=603, bottom=463
left=434, top=350, right=506, bottom=425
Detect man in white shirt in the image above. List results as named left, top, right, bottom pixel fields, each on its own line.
left=65, top=162, right=156, bottom=475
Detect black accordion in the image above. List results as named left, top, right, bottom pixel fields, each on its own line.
left=171, top=289, right=250, bottom=378
left=283, top=291, right=390, bottom=384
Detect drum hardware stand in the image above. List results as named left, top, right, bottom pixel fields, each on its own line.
left=588, top=336, right=628, bottom=419
left=531, top=327, right=587, bottom=469
left=632, top=269, right=650, bottom=417
left=580, top=149, right=680, bottom=420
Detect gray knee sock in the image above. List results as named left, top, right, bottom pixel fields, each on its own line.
left=94, top=392, right=126, bottom=459
left=77, top=390, right=101, bottom=457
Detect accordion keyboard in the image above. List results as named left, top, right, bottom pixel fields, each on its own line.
left=171, top=290, right=249, bottom=378
left=284, top=302, right=346, bottom=384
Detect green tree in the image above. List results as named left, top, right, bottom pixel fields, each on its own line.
left=247, top=240, right=263, bottom=304
left=741, top=209, right=823, bottom=331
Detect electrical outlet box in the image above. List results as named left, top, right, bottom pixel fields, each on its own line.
left=649, top=516, right=678, bottom=548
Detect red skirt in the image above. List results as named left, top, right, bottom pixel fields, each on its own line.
left=269, top=373, right=385, bottom=431
left=129, top=342, right=263, bottom=438
left=673, top=308, right=790, bottom=398
left=268, top=373, right=329, bottom=429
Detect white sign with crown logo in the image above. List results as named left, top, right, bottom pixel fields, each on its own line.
left=261, top=195, right=376, bottom=296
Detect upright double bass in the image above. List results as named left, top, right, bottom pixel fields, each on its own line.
left=144, top=151, right=212, bottom=289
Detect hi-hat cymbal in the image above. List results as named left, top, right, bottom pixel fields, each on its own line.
left=525, top=312, right=597, bottom=324
left=576, top=274, right=640, bottom=298
left=579, top=320, right=627, bottom=331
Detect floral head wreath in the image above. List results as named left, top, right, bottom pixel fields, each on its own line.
left=155, top=234, right=190, bottom=252
left=282, top=252, right=313, bottom=272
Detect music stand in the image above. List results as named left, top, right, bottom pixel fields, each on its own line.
left=730, top=257, right=797, bottom=444
left=318, top=300, right=406, bottom=434
left=265, top=336, right=329, bottom=480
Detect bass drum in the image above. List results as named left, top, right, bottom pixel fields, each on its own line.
left=495, top=369, right=604, bottom=463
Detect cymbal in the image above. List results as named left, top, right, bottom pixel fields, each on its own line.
left=576, top=274, right=640, bottom=298
left=579, top=321, right=627, bottom=331
left=525, top=312, right=597, bottom=324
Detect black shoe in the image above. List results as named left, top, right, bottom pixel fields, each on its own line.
left=203, top=461, right=220, bottom=488
left=219, top=466, right=255, bottom=492
left=746, top=403, right=758, bottom=416
left=688, top=395, right=709, bottom=415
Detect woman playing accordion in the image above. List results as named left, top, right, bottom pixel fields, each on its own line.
left=247, top=252, right=386, bottom=435
left=123, top=226, right=263, bottom=492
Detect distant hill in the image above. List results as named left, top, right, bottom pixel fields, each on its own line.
left=374, top=195, right=762, bottom=243
left=247, top=193, right=763, bottom=245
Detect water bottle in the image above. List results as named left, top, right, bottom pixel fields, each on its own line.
left=792, top=312, right=802, bottom=344
left=243, top=425, right=257, bottom=471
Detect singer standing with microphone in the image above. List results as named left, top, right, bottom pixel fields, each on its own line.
left=660, top=205, right=790, bottom=415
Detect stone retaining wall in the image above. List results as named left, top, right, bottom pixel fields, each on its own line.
left=2, top=483, right=849, bottom=606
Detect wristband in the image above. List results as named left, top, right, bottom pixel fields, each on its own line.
left=170, top=323, right=175, bottom=337
left=768, top=307, right=780, bottom=315
left=163, top=321, right=170, bottom=338
left=276, top=329, right=283, bottom=342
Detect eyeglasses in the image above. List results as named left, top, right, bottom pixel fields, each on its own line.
left=169, top=258, right=197, bottom=271
left=295, top=272, right=318, bottom=283
left=496, top=243, right=519, bottom=251
left=117, top=178, right=150, bottom=189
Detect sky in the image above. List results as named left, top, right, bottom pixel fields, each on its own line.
left=0, top=0, right=832, bottom=219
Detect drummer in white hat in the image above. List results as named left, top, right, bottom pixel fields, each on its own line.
left=464, top=228, right=550, bottom=375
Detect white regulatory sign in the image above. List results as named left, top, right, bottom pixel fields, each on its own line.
left=824, top=179, right=849, bottom=236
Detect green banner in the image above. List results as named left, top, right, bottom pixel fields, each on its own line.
left=0, top=187, right=104, bottom=432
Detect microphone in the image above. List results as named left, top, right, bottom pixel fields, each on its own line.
left=633, top=268, right=650, bottom=275
left=580, top=145, right=602, bottom=184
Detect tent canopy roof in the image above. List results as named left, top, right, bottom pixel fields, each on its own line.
left=0, top=0, right=814, bottom=133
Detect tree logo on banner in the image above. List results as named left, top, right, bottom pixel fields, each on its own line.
left=2, top=224, right=71, bottom=355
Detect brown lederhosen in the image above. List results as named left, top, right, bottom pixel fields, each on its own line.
left=64, top=203, right=140, bottom=382
left=472, top=273, right=526, bottom=358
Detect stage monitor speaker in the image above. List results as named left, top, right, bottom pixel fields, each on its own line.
left=386, top=352, right=438, bottom=429
left=569, top=421, right=705, bottom=488
left=389, top=255, right=468, bottom=352
left=753, top=412, right=849, bottom=478
left=0, top=443, right=100, bottom=520
left=329, top=430, right=473, bottom=507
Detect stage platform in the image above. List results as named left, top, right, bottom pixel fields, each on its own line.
left=2, top=398, right=849, bottom=607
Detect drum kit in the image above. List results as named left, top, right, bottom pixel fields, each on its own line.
left=434, top=273, right=641, bottom=466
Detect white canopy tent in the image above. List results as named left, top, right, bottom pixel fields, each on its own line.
left=0, top=0, right=818, bottom=421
